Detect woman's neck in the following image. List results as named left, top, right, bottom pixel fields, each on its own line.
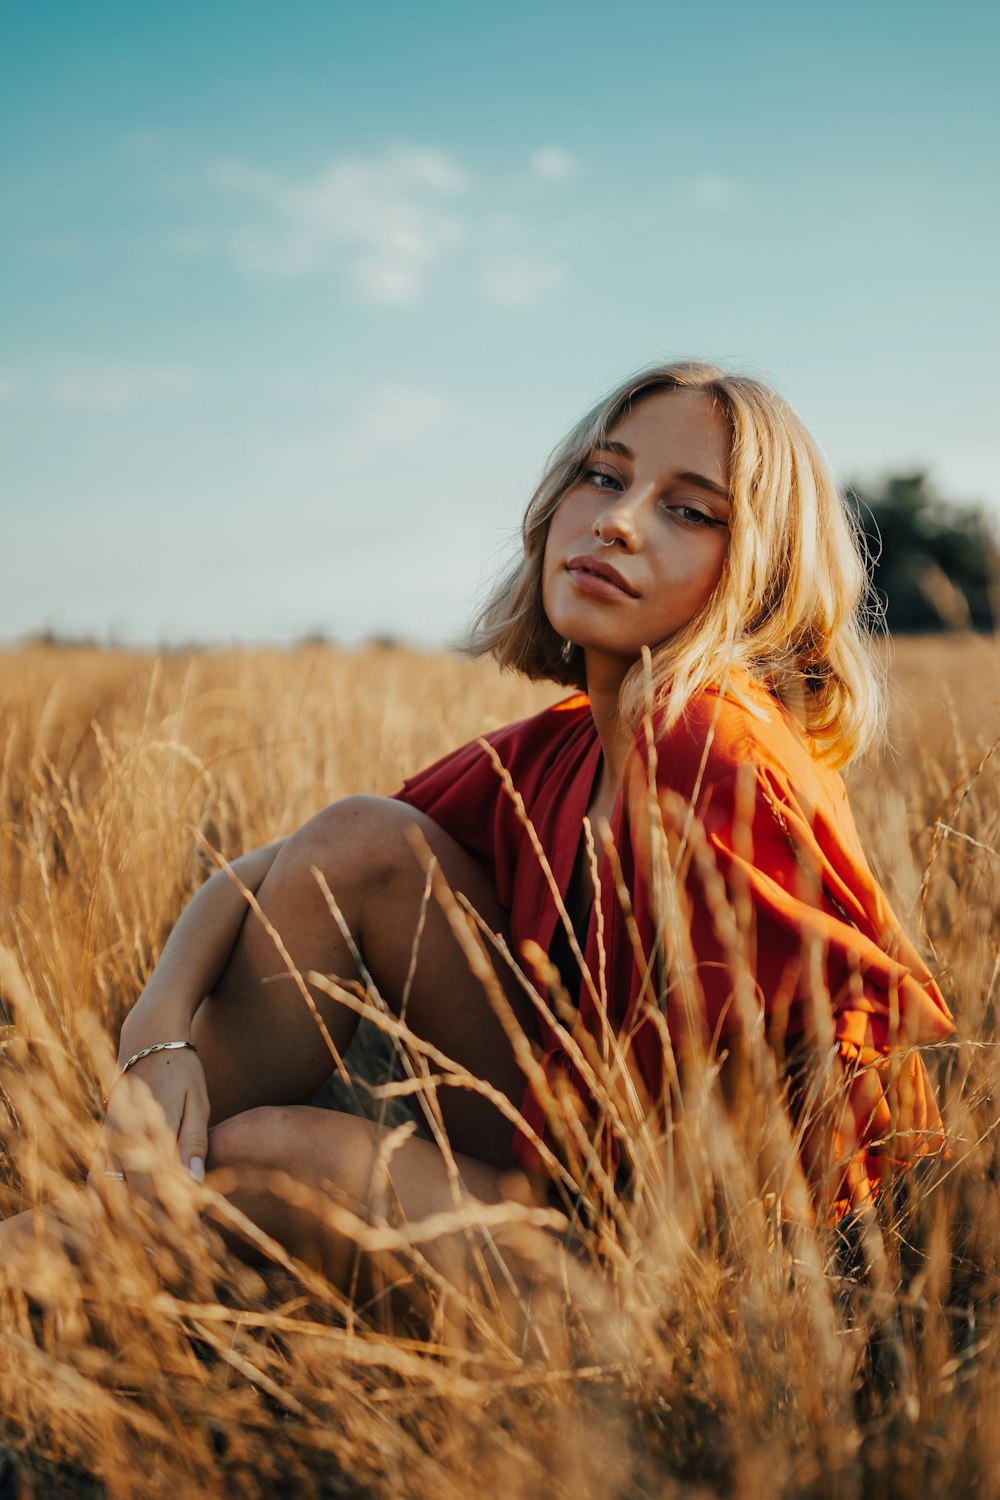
left=583, top=653, right=635, bottom=805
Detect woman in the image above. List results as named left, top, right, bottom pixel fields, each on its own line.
left=4, top=360, right=953, bottom=1298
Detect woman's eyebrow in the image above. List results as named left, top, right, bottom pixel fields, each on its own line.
left=677, top=471, right=731, bottom=503
left=593, top=441, right=731, bottom=503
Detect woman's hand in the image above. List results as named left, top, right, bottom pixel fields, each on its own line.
left=88, top=838, right=286, bottom=1197
left=91, top=1044, right=211, bottom=1196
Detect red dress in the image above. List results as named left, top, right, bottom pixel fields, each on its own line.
left=393, top=672, right=953, bottom=1220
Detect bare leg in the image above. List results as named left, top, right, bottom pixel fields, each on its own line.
left=1, top=797, right=548, bottom=1313
left=204, top=1105, right=577, bottom=1350
left=193, top=795, right=539, bottom=1169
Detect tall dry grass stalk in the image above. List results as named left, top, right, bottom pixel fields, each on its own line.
left=1, top=636, right=1000, bottom=1498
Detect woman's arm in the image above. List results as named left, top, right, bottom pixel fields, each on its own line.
left=97, top=839, right=285, bottom=1186
left=118, top=839, right=285, bottom=1056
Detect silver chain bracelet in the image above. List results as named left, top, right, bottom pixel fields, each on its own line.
left=103, top=1039, right=198, bottom=1110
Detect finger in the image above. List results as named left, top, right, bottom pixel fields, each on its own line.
left=177, top=1086, right=210, bottom=1181
left=89, top=1152, right=129, bottom=1197
left=94, top=1117, right=137, bottom=1193
left=99, top=1060, right=206, bottom=1201
left=102, top=1156, right=127, bottom=1185
left=101, top=1081, right=176, bottom=1204
left=87, top=1128, right=122, bottom=1185
left=108, top=1075, right=185, bottom=1144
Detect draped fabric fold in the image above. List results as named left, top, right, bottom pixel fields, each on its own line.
left=393, top=673, right=953, bottom=1220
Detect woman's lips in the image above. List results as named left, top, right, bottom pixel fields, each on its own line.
left=565, top=555, right=638, bottom=600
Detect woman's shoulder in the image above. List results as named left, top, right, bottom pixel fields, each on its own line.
left=393, top=694, right=596, bottom=870
left=648, top=669, right=829, bottom=803
left=398, top=692, right=595, bottom=799
left=470, top=691, right=595, bottom=767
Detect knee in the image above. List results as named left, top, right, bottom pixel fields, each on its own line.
left=277, top=795, right=417, bottom=895
left=206, top=1105, right=381, bottom=1214
left=207, top=1105, right=293, bottom=1175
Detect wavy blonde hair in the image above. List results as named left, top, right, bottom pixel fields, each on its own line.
left=466, top=360, right=885, bottom=768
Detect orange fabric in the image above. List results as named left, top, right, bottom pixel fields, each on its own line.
left=394, top=673, right=953, bottom=1220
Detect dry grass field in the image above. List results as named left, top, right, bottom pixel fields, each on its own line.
left=2, top=635, right=1000, bottom=1499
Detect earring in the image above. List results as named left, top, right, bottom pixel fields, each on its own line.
left=560, top=638, right=574, bottom=664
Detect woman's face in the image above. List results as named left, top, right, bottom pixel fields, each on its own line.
left=542, top=388, right=732, bottom=683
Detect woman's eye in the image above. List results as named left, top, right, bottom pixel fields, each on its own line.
left=671, top=503, right=726, bottom=529
left=583, top=467, right=620, bottom=490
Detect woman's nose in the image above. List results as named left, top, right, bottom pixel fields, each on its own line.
left=593, top=489, right=643, bottom=549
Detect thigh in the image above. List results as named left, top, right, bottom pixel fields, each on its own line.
left=206, top=1104, right=563, bottom=1337
left=350, top=799, right=542, bottom=1167
left=194, top=796, right=540, bottom=1169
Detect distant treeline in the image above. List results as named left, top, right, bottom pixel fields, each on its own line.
left=846, top=472, right=999, bottom=633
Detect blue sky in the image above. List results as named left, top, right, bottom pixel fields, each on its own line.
left=2, top=0, right=997, bottom=646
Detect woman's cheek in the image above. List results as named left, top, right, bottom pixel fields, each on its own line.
left=540, top=568, right=560, bottom=630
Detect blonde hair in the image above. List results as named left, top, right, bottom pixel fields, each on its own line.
left=466, top=359, right=885, bottom=768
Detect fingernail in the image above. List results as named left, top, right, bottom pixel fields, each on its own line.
left=189, top=1156, right=206, bottom=1182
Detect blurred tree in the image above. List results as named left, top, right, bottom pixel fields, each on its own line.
left=844, top=472, right=1000, bottom=633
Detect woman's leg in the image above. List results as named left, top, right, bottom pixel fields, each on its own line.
left=193, top=795, right=539, bottom=1169
left=209, top=1107, right=512, bottom=1278
left=1, top=792, right=548, bottom=1308
left=204, top=1104, right=572, bottom=1347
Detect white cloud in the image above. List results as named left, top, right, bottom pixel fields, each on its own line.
left=480, top=254, right=567, bottom=308
left=481, top=212, right=523, bottom=239
left=529, top=147, right=579, bottom=181
left=45, top=361, right=203, bottom=414
left=122, top=129, right=170, bottom=160
left=260, top=386, right=460, bottom=488
left=350, top=258, right=424, bottom=306
left=212, top=147, right=470, bottom=302
left=169, top=228, right=214, bottom=256
left=202, top=145, right=576, bottom=309
left=339, top=386, right=456, bottom=467
left=692, top=173, right=735, bottom=204
left=16, top=235, right=83, bottom=262
left=0, top=360, right=204, bottom=413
